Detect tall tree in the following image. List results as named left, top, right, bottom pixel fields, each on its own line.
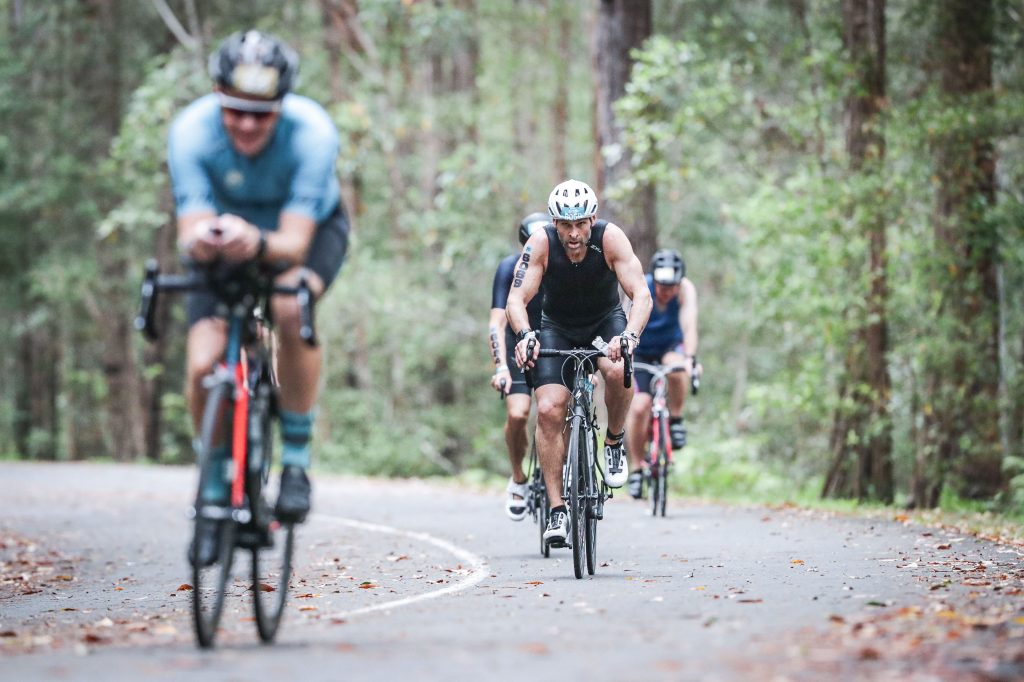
left=914, top=0, right=1001, bottom=506
left=823, top=0, right=893, bottom=502
left=592, top=0, right=656, bottom=264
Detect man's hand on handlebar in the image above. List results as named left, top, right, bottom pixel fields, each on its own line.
left=491, top=366, right=512, bottom=395
left=514, top=331, right=539, bottom=370
left=183, top=215, right=262, bottom=264
left=606, top=332, right=637, bottom=362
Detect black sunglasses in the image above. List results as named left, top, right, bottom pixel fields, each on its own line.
left=221, top=107, right=276, bottom=121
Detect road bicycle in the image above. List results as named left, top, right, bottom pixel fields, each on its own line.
left=633, top=359, right=699, bottom=517
left=136, top=258, right=316, bottom=648
left=525, top=441, right=549, bottom=558
left=499, top=382, right=548, bottom=558
left=528, top=337, right=632, bottom=579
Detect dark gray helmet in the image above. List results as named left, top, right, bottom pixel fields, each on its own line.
left=518, top=212, right=550, bottom=245
left=209, top=30, right=299, bottom=100
left=650, top=249, right=685, bottom=284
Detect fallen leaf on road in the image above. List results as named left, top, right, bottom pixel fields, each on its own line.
left=739, top=599, right=763, bottom=604
left=525, top=581, right=543, bottom=585
left=176, top=584, right=193, bottom=591
left=519, top=642, right=549, bottom=655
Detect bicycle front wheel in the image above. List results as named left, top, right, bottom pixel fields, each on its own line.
left=568, top=418, right=587, bottom=579
left=585, top=427, right=598, bottom=575
left=652, top=416, right=669, bottom=517
left=192, top=381, right=236, bottom=649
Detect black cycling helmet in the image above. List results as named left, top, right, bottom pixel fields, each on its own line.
left=209, top=30, right=299, bottom=101
left=518, top=212, right=551, bottom=245
left=650, top=249, right=686, bottom=284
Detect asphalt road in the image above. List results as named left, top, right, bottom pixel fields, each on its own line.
left=1, top=462, right=1022, bottom=681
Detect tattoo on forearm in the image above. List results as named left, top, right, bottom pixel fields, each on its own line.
left=512, top=246, right=532, bottom=288
left=489, top=326, right=502, bottom=366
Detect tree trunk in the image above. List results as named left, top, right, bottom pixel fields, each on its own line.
left=823, top=0, right=893, bottom=503
left=915, top=0, right=1001, bottom=504
left=592, top=0, right=656, bottom=265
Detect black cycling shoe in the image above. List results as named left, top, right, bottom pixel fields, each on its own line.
left=275, top=466, right=312, bottom=523
left=189, top=517, right=222, bottom=569
left=670, top=421, right=687, bottom=450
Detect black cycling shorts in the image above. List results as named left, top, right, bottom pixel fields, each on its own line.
left=530, top=307, right=627, bottom=389
left=503, top=328, right=530, bottom=396
left=187, top=204, right=350, bottom=327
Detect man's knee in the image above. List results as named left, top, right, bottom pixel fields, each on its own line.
left=629, top=394, right=653, bottom=418
left=506, top=407, right=529, bottom=428
left=536, top=394, right=566, bottom=429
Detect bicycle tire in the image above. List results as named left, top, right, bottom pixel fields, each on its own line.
left=585, top=426, right=598, bottom=575
left=252, top=523, right=294, bottom=642
left=652, top=416, right=669, bottom=517
left=568, top=417, right=586, bottom=579
left=192, top=381, right=237, bottom=649
left=246, top=373, right=294, bottom=643
left=533, top=460, right=550, bottom=559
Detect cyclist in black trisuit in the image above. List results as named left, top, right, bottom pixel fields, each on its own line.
left=507, top=180, right=652, bottom=544
left=624, top=249, right=700, bottom=499
left=169, top=31, right=349, bottom=566
left=488, top=213, right=550, bottom=520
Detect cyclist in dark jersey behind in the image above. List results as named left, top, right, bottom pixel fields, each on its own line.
left=625, top=249, right=700, bottom=499
left=507, top=179, right=652, bottom=545
left=488, top=212, right=549, bottom=520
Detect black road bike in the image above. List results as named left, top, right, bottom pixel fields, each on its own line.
left=136, top=259, right=316, bottom=648
left=528, top=338, right=632, bottom=579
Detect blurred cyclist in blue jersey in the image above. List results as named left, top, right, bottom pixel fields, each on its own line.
left=625, top=249, right=700, bottom=499
left=168, top=30, right=349, bottom=566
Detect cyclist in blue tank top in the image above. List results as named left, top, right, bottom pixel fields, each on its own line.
left=168, top=31, right=349, bottom=567
left=506, top=180, right=652, bottom=545
left=488, top=213, right=548, bottom=521
left=625, top=249, right=700, bottom=499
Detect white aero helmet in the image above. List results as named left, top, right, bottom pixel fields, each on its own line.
left=547, top=179, right=598, bottom=221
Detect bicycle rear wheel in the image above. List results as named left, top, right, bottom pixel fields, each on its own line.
left=531, top=454, right=550, bottom=558
left=192, top=381, right=237, bottom=649
left=252, top=523, right=294, bottom=642
left=246, top=376, right=295, bottom=643
left=568, top=418, right=587, bottom=579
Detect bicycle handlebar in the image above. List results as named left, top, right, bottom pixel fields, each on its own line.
left=524, top=339, right=632, bottom=389
left=632, top=359, right=701, bottom=395
left=134, top=259, right=318, bottom=346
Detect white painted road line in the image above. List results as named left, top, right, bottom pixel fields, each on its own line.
left=314, top=514, right=490, bottom=620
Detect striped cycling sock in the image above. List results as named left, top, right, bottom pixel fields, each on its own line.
left=280, top=409, right=315, bottom=470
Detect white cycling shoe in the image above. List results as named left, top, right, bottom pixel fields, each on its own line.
left=603, top=441, right=629, bottom=488
left=543, top=509, right=570, bottom=544
left=505, top=477, right=528, bottom=521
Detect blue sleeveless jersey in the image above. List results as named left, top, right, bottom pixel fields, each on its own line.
left=636, top=274, right=683, bottom=356
left=167, top=93, right=340, bottom=229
